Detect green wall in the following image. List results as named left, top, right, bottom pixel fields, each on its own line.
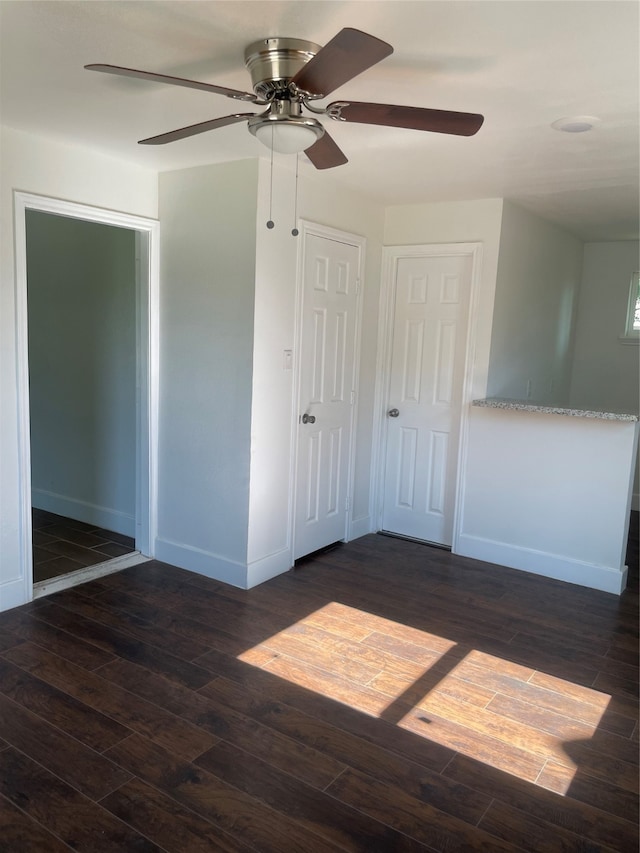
left=26, top=210, right=137, bottom=535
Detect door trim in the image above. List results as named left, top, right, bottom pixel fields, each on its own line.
left=13, top=191, right=160, bottom=604
left=372, top=242, right=483, bottom=551
left=290, top=220, right=366, bottom=559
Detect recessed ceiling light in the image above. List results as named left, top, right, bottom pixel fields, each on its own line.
left=551, top=116, right=601, bottom=133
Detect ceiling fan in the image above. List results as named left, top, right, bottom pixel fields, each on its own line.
left=86, top=28, right=484, bottom=169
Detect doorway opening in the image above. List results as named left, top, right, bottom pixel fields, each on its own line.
left=14, top=193, right=159, bottom=602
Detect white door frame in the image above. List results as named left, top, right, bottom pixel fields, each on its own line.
left=13, top=191, right=160, bottom=603
left=372, top=242, right=483, bottom=551
left=290, top=219, right=366, bottom=558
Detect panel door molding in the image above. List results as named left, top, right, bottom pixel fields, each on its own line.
left=373, top=242, right=483, bottom=550
left=291, top=220, right=366, bottom=561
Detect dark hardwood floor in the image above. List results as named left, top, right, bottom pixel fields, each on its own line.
left=0, top=518, right=637, bottom=852
left=31, top=509, right=136, bottom=583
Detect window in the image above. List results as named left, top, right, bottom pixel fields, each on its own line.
left=622, top=271, right=640, bottom=342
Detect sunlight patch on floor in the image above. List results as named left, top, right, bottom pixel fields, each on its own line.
left=236, top=602, right=612, bottom=791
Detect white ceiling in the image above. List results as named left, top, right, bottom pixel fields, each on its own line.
left=1, top=0, right=638, bottom=241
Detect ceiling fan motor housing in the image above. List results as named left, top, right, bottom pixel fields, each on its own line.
left=244, top=37, right=321, bottom=98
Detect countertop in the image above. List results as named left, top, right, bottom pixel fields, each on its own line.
left=472, top=398, right=639, bottom=422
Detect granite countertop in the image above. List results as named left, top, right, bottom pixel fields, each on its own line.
left=472, top=398, right=639, bottom=422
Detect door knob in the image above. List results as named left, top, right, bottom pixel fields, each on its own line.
left=387, top=408, right=400, bottom=418
left=301, top=413, right=316, bottom=424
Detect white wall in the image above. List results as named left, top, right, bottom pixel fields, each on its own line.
left=453, top=212, right=636, bottom=592
left=458, top=406, right=637, bottom=594
left=570, top=240, right=640, bottom=508
left=487, top=201, right=584, bottom=404
left=570, top=241, right=639, bottom=413
left=384, top=198, right=504, bottom=401
left=0, top=126, right=157, bottom=612
left=3, top=123, right=631, bottom=608
left=155, top=160, right=259, bottom=586
left=246, top=159, right=385, bottom=585
left=26, top=211, right=137, bottom=535
left=157, top=157, right=385, bottom=588
left=385, top=201, right=636, bottom=593
left=245, top=159, right=298, bottom=584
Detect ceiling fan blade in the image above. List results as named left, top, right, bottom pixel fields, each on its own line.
left=290, top=28, right=392, bottom=97
left=85, top=64, right=258, bottom=102
left=304, top=130, right=348, bottom=170
left=139, top=113, right=255, bottom=145
left=328, top=101, right=484, bottom=136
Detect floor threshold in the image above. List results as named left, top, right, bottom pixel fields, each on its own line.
left=32, top=551, right=150, bottom=599
left=378, top=530, right=452, bottom=551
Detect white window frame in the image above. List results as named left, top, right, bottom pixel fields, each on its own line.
left=620, top=271, right=640, bottom=344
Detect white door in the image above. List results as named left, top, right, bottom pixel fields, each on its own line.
left=381, top=253, right=472, bottom=546
left=293, top=231, right=361, bottom=560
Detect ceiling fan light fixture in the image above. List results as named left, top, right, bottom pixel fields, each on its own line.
left=250, top=116, right=324, bottom=154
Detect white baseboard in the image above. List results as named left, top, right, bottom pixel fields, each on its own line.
left=246, top=546, right=292, bottom=589
left=32, top=489, right=135, bottom=537
left=348, top=514, right=373, bottom=541
left=155, top=538, right=248, bottom=589
left=0, top=578, right=30, bottom=613
left=455, top=533, right=628, bottom=595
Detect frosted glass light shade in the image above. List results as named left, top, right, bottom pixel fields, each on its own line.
left=254, top=121, right=320, bottom=154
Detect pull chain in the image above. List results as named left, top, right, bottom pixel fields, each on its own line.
left=291, top=153, right=299, bottom=237
left=266, top=125, right=275, bottom=229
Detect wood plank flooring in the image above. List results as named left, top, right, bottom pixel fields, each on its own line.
left=0, top=523, right=637, bottom=852
left=31, top=509, right=136, bottom=583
